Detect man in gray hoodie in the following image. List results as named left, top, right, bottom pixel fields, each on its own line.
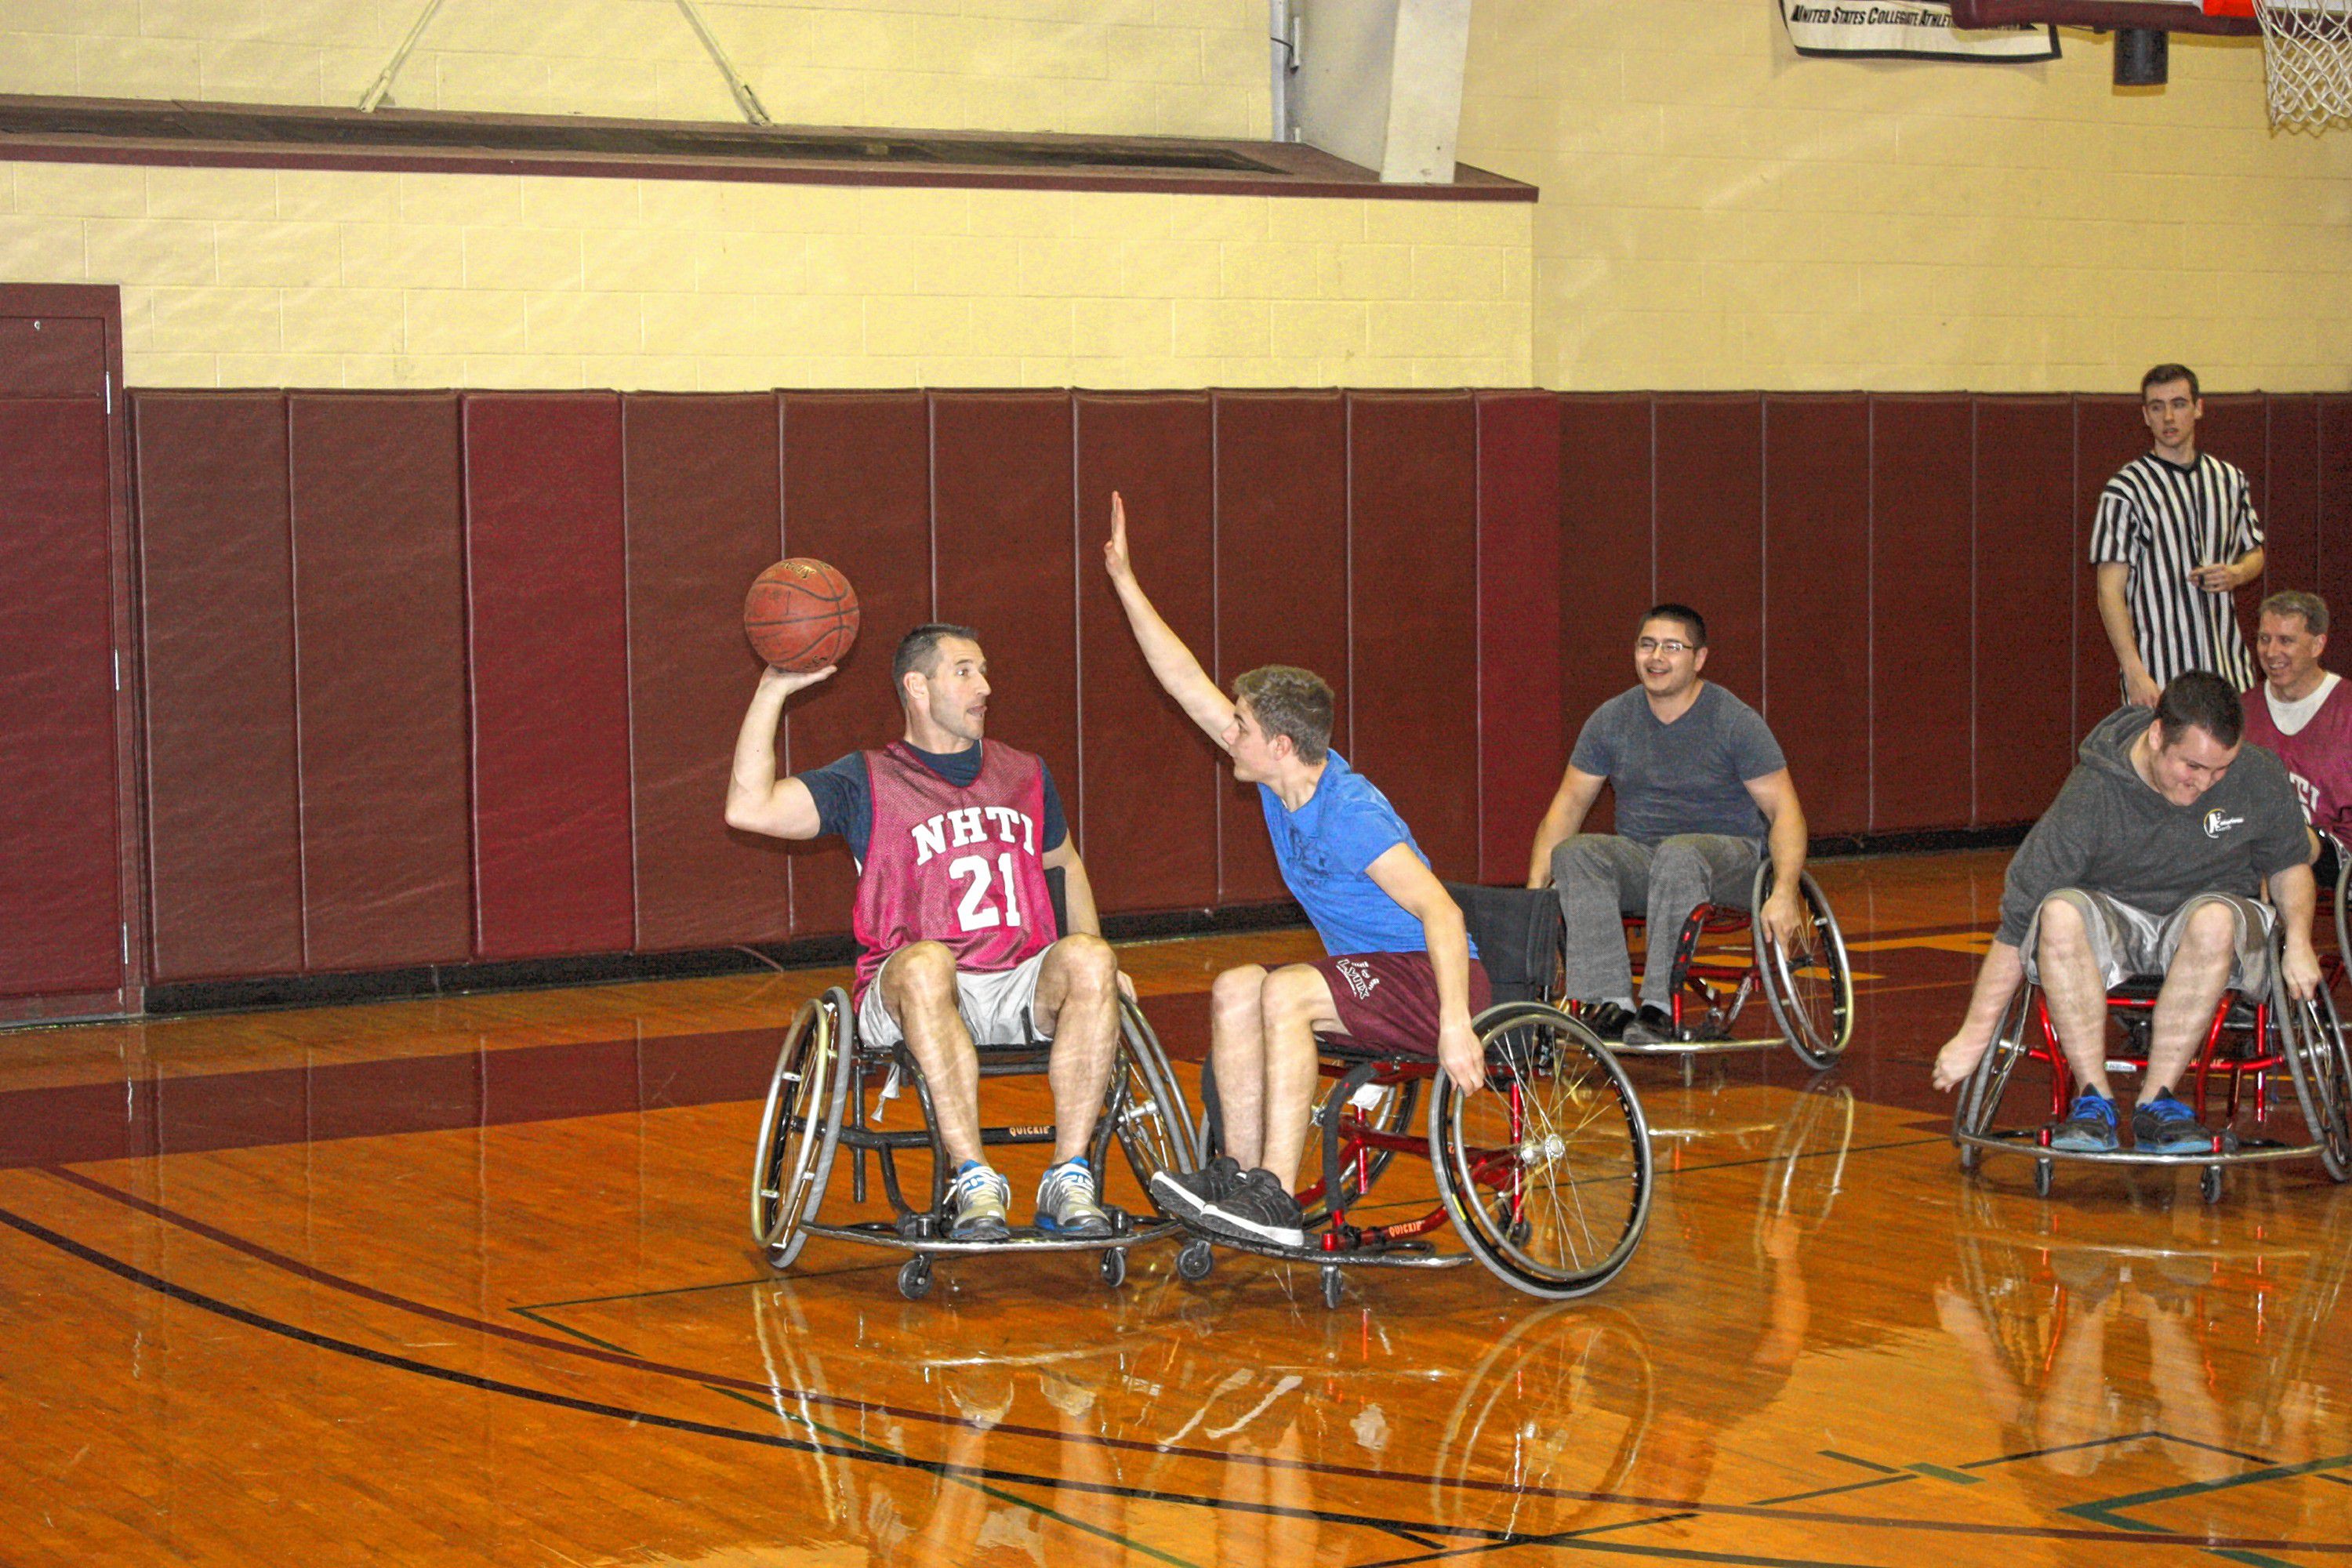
left=1931, top=671, right=2320, bottom=1152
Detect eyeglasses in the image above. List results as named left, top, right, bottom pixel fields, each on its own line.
left=1635, top=637, right=1693, bottom=655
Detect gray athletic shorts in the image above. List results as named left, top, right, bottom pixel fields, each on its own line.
left=856, top=946, right=1051, bottom=1049
left=2019, top=889, right=2274, bottom=996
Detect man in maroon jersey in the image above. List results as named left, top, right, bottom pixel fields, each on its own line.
left=725, top=625, right=1124, bottom=1242
left=2244, top=590, right=2352, bottom=882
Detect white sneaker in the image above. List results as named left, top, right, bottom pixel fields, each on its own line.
left=1034, top=1158, right=1113, bottom=1238
left=947, top=1162, right=1011, bottom=1241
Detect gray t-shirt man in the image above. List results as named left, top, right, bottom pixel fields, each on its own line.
left=1570, top=684, right=1787, bottom=851
left=1552, top=682, right=1791, bottom=1018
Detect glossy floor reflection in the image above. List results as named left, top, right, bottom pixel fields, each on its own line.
left=3, top=848, right=2349, bottom=1566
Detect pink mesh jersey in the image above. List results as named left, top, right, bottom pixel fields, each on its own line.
left=2243, top=680, right=2352, bottom=837
left=851, top=742, right=1058, bottom=1001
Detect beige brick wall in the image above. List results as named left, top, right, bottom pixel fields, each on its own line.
left=1457, top=0, right=2352, bottom=391
left=0, top=0, right=1271, bottom=140
left=1, top=162, right=1532, bottom=389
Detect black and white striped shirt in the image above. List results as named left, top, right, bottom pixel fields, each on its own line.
left=2089, top=452, right=2262, bottom=691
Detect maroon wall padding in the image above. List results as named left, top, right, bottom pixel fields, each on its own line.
left=1762, top=396, right=1870, bottom=837
left=1870, top=397, right=1975, bottom=831
left=930, top=393, right=1080, bottom=862
left=1557, top=394, right=1654, bottom=838
left=463, top=394, right=635, bottom=961
left=1348, top=392, right=1481, bottom=879
left=1214, top=392, right=1349, bottom=903
left=1973, top=397, right=2078, bottom=824
left=2321, top=398, right=2352, bottom=622
left=1076, top=393, right=1220, bottom=915
left=132, top=393, right=303, bottom=982
left=2261, top=395, right=2318, bottom=604
left=623, top=394, right=789, bottom=951
left=1475, top=392, right=1563, bottom=884
left=1653, top=395, right=1763, bottom=702
left=779, top=392, right=932, bottom=936
left=0, top=397, right=122, bottom=997
left=289, top=394, right=473, bottom=971
left=2074, top=394, right=2144, bottom=735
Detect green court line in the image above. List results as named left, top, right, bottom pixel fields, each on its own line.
left=510, top=1306, right=636, bottom=1355
left=1816, top=1450, right=1904, bottom=1475
left=1904, top=1464, right=1980, bottom=1486
left=2061, top=1448, right=2352, bottom=1532
left=701, top=1384, right=1203, bottom=1568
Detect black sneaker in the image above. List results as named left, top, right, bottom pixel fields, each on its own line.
left=1190, top=1167, right=1307, bottom=1250
left=2132, top=1090, right=2230, bottom=1154
left=1620, top=1004, right=1679, bottom=1046
left=2047, top=1091, right=2119, bottom=1153
left=1578, top=1002, right=1638, bottom=1042
left=1150, top=1155, right=1243, bottom=1221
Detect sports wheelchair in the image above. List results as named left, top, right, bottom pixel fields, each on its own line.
left=750, top=877, right=1203, bottom=1300
left=1590, top=862, right=1854, bottom=1074
left=1951, top=910, right=2352, bottom=1203
left=1185, top=884, right=1653, bottom=1307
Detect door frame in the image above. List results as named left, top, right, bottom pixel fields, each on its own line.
left=0, top=282, right=143, bottom=1025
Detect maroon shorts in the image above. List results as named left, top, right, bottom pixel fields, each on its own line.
left=1305, top=952, right=1492, bottom=1054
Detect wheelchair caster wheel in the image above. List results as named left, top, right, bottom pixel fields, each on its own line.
left=1319, top=1265, right=1344, bottom=1311
left=2201, top=1166, right=2224, bottom=1205
left=1176, top=1240, right=1214, bottom=1283
left=2033, top=1159, right=2053, bottom=1197
left=897, top=1257, right=933, bottom=1301
left=1099, top=1247, right=1127, bottom=1288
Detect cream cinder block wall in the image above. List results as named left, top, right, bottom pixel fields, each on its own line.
left=0, top=0, right=1269, bottom=140
left=0, top=162, right=1532, bottom=390
left=1457, top=0, right=2352, bottom=391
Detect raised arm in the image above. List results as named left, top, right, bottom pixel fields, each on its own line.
left=1526, top=765, right=1607, bottom=888
left=722, top=664, right=835, bottom=840
left=1102, top=491, right=1238, bottom=746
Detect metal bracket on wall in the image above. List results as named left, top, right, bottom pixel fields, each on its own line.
left=359, top=0, right=774, bottom=126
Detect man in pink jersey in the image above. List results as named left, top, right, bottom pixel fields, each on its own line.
left=725, top=624, right=1124, bottom=1242
left=2243, top=590, right=2352, bottom=877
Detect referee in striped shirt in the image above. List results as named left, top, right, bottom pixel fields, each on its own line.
left=2092, top=364, right=2264, bottom=706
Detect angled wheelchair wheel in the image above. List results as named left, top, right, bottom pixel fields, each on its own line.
left=750, top=989, right=851, bottom=1267
left=2279, top=981, right=2352, bottom=1182
left=1098, top=995, right=1204, bottom=1206
left=1954, top=990, right=2037, bottom=1174
left=1755, top=868, right=1854, bottom=1069
left=1432, top=1004, right=1652, bottom=1299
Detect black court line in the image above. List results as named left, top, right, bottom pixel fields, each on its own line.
left=18, top=1175, right=2352, bottom=1561
left=0, top=1203, right=1536, bottom=1553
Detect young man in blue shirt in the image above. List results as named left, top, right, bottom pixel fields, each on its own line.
left=1102, top=494, right=1486, bottom=1248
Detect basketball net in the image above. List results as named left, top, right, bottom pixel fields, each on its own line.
left=2212, top=0, right=2352, bottom=127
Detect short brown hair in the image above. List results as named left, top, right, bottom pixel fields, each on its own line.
left=2141, top=363, right=2200, bottom=400
left=1233, top=665, right=1334, bottom=763
left=2154, top=670, right=2243, bottom=749
left=2259, top=590, right=2329, bottom=637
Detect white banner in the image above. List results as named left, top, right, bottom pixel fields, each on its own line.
left=1779, top=1, right=2060, bottom=60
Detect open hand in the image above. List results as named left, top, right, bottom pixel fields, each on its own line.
left=757, top=663, right=836, bottom=698
left=1102, top=490, right=1133, bottom=582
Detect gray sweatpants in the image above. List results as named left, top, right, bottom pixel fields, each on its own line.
left=1552, top=833, right=1762, bottom=1008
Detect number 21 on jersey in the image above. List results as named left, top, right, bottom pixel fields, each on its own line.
left=948, top=853, right=1024, bottom=931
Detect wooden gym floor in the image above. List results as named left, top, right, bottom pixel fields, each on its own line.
left=2, top=848, right=2348, bottom=1566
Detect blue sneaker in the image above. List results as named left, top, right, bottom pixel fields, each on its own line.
left=2132, top=1090, right=2220, bottom=1154
left=2048, top=1091, right=2119, bottom=1153
left=1034, top=1157, right=1113, bottom=1238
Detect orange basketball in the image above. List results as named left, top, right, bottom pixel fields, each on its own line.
left=744, top=558, right=859, bottom=672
